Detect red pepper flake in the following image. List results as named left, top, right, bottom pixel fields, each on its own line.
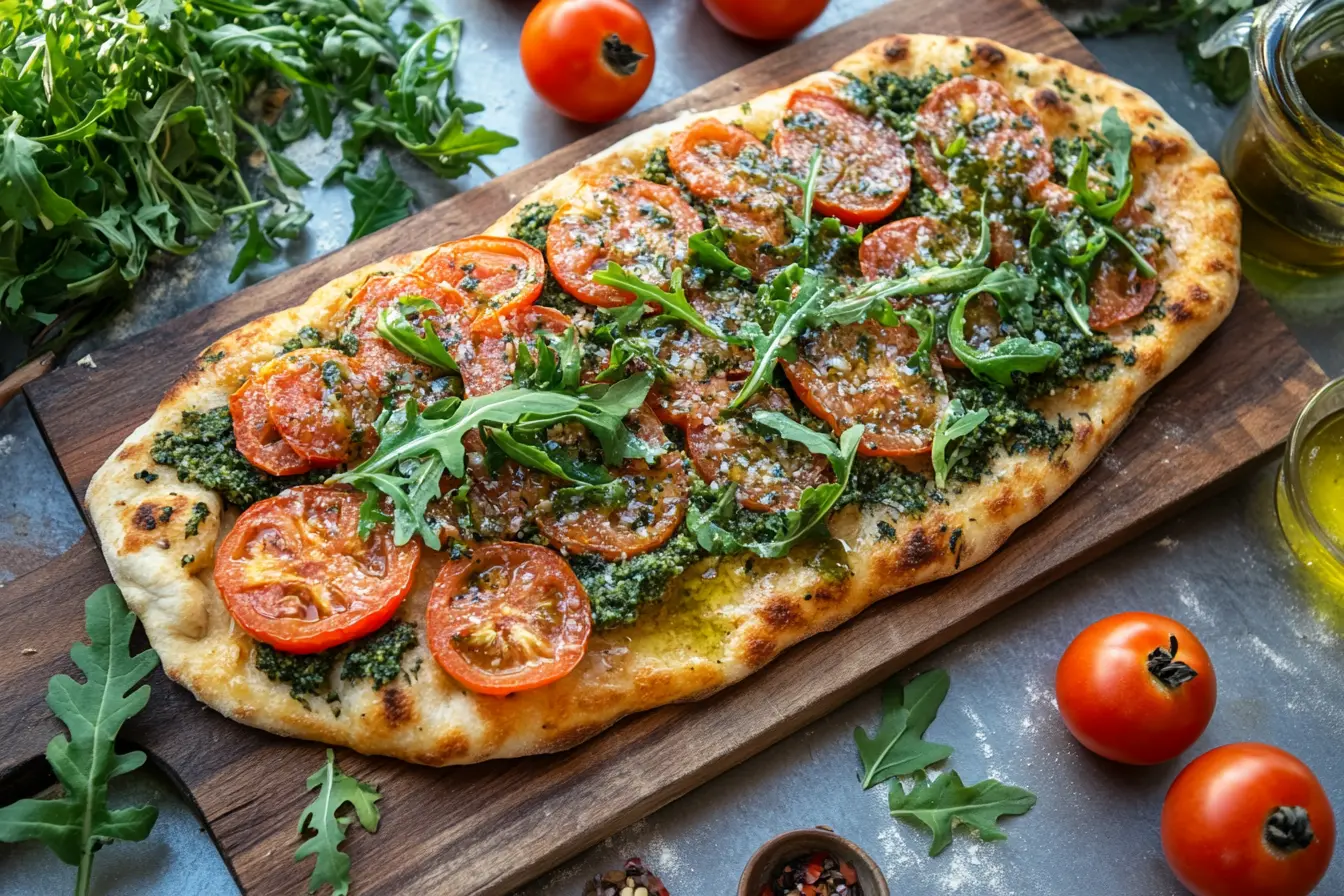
left=767, top=850, right=864, bottom=896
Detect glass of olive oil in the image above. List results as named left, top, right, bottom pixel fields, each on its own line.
left=1277, top=376, right=1344, bottom=592
left=1206, top=0, right=1344, bottom=273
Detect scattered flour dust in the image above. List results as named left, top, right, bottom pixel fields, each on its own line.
left=1155, top=536, right=1180, bottom=550
left=1173, top=577, right=1214, bottom=625
left=0, top=434, right=14, bottom=457
left=1246, top=634, right=1299, bottom=673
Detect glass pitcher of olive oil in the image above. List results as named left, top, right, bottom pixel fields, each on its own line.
left=1203, top=0, right=1344, bottom=273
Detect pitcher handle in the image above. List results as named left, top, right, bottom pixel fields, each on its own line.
left=1199, top=7, right=1259, bottom=58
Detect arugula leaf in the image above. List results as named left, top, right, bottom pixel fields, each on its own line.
left=591, top=264, right=725, bottom=341
left=345, top=155, right=414, bottom=241
left=0, top=585, right=159, bottom=894
left=751, top=410, right=843, bottom=457
left=727, top=266, right=830, bottom=411
left=512, top=327, right=582, bottom=392
left=1065, top=108, right=1134, bottom=221
left=688, top=227, right=752, bottom=280
left=375, top=296, right=457, bottom=370
left=948, top=287, right=1062, bottom=386
left=1102, top=223, right=1159, bottom=278
left=332, top=376, right=653, bottom=547
left=687, top=423, right=863, bottom=559
left=783, top=146, right=823, bottom=267
left=295, top=749, right=381, bottom=896
left=888, top=770, right=1037, bottom=856
left=931, top=399, right=990, bottom=489
left=487, top=428, right=583, bottom=482
left=854, top=669, right=955, bottom=789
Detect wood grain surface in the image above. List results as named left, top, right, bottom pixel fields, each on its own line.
left=9, top=1, right=1323, bottom=893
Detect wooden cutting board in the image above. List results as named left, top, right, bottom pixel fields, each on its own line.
left=7, top=1, right=1325, bottom=893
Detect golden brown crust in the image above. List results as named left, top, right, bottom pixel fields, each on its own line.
left=86, top=34, right=1240, bottom=765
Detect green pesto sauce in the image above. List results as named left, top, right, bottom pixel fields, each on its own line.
left=150, top=407, right=324, bottom=507
left=571, top=529, right=707, bottom=630
left=839, top=457, right=934, bottom=515
left=340, top=621, right=418, bottom=689
left=255, top=619, right=419, bottom=704
left=254, top=643, right=337, bottom=699
left=281, top=324, right=358, bottom=356
left=508, top=201, right=558, bottom=251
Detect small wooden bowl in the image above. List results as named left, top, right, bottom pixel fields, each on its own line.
left=738, top=827, right=890, bottom=896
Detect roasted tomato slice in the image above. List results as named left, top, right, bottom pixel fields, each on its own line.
left=348, top=272, right=468, bottom=389
left=215, top=486, right=421, bottom=654
left=427, top=542, right=591, bottom=696
left=667, top=118, right=798, bottom=276
left=259, top=348, right=379, bottom=467
left=416, top=236, right=545, bottom=332
left=686, top=385, right=832, bottom=512
left=547, top=176, right=703, bottom=308
left=858, top=217, right=1000, bottom=369
left=537, top=406, right=687, bottom=560
left=456, top=304, right=574, bottom=397
left=913, top=76, right=1052, bottom=197
left=784, top=320, right=948, bottom=458
left=859, top=216, right=961, bottom=281
left=645, top=291, right=753, bottom=427
left=772, top=91, right=912, bottom=226
left=229, top=378, right=313, bottom=477
left=459, top=431, right=550, bottom=540
left=1088, top=203, right=1160, bottom=330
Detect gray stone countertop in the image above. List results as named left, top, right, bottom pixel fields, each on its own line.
left=2, top=2, right=1342, bottom=894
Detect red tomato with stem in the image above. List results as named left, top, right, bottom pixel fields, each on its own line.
left=1162, top=743, right=1335, bottom=896
left=1055, top=612, right=1216, bottom=765
left=701, top=0, right=829, bottom=40
left=521, top=0, right=655, bottom=123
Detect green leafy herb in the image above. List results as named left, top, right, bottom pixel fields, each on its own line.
left=1078, top=0, right=1260, bottom=104
left=1066, top=108, right=1134, bottom=221
left=375, top=295, right=458, bottom=371
left=727, top=266, right=828, bottom=411
left=783, top=146, right=823, bottom=267
left=948, top=285, right=1062, bottom=386
left=591, top=264, right=725, bottom=341
left=0, top=585, right=159, bottom=895
left=687, top=422, right=863, bottom=559
left=345, top=155, right=415, bottom=242
left=888, top=770, right=1037, bottom=856
left=295, top=749, right=382, bottom=896
left=688, top=227, right=752, bottom=280
left=0, top=1, right=513, bottom=359
left=854, top=669, right=955, bottom=789
left=332, top=377, right=653, bottom=547
left=931, top=400, right=990, bottom=489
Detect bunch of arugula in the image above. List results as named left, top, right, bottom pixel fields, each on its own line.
left=296, top=750, right=382, bottom=896
left=0, top=585, right=160, bottom=896
left=1077, top=0, right=1262, bottom=103
left=0, top=0, right=514, bottom=358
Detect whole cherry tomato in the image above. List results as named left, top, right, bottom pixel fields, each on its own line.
left=1162, top=743, right=1335, bottom=896
left=701, top=0, right=829, bottom=40
left=520, top=0, right=655, bottom=123
left=1055, top=612, right=1216, bottom=765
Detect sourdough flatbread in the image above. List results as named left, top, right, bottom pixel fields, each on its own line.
left=87, top=34, right=1240, bottom=765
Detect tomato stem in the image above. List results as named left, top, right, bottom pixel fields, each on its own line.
left=1146, top=634, right=1198, bottom=687
left=601, top=33, right=645, bottom=77
left=1266, top=805, right=1316, bottom=853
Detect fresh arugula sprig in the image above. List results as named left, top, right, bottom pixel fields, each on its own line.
left=931, top=399, right=990, bottom=489
left=591, top=264, right=727, bottom=341
left=686, top=416, right=864, bottom=559
left=688, top=227, right=752, bottom=281
left=889, top=770, right=1038, bottom=856
left=331, top=375, right=654, bottom=547
left=295, top=749, right=381, bottom=896
left=0, top=585, right=159, bottom=896
left=782, top=147, right=824, bottom=268
left=0, top=0, right=514, bottom=358
left=1066, top=108, right=1135, bottom=221
left=375, top=296, right=458, bottom=371
left=727, top=266, right=829, bottom=411
left=854, top=669, right=955, bottom=789
left=948, top=269, right=1062, bottom=386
